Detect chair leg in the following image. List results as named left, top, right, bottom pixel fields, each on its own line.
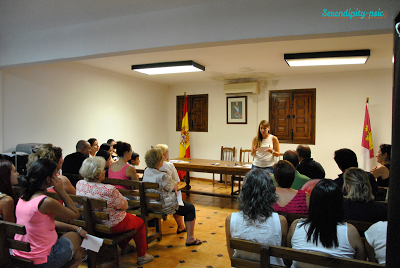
left=231, top=175, right=235, bottom=195
left=212, top=173, right=215, bottom=186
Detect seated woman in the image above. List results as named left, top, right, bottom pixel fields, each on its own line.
left=365, top=221, right=387, bottom=265
left=128, top=151, right=142, bottom=179
left=226, top=169, right=287, bottom=266
left=76, top=157, right=154, bottom=265
left=371, top=144, right=391, bottom=187
left=288, top=179, right=366, bottom=267
left=273, top=160, right=309, bottom=214
left=107, top=139, right=119, bottom=161
left=88, top=138, right=99, bottom=158
left=96, top=150, right=112, bottom=177
left=143, top=148, right=202, bottom=246
left=343, top=167, right=387, bottom=223
left=0, top=159, right=19, bottom=222
left=27, top=144, right=76, bottom=195
left=154, top=144, right=180, bottom=183
left=109, top=141, right=139, bottom=189
left=99, top=143, right=115, bottom=164
left=13, top=159, right=87, bottom=268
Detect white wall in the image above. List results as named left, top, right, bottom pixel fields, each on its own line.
left=1, top=63, right=393, bottom=176
left=168, top=69, right=393, bottom=179
left=2, top=62, right=169, bottom=169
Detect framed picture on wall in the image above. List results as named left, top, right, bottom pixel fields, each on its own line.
left=227, top=96, right=247, bottom=124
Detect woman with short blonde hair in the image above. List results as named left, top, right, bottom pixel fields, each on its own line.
left=343, top=167, right=387, bottom=223
left=154, top=144, right=180, bottom=183
left=143, top=148, right=202, bottom=246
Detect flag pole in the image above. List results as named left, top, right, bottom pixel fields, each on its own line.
left=366, top=97, right=369, bottom=104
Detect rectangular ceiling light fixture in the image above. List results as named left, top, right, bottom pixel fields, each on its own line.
left=131, top=60, right=205, bottom=75
left=284, top=49, right=370, bottom=67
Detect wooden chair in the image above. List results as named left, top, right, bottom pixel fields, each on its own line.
left=45, top=192, right=136, bottom=268
left=213, top=146, right=235, bottom=187
left=230, top=238, right=385, bottom=268
left=0, top=220, right=33, bottom=268
left=278, top=212, right=375, bottom=238
left=62, top=173, right=84, bottom=188
left=102, top=178, right=165, bottom=244
left=231, top=148, right=252, bottom=195
left=376, top=187, right=388, bottom=201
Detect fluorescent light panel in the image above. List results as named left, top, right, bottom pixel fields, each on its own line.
left=284, top=50, right=370, bottom=67
left=131, top=60, right=205, bottom=75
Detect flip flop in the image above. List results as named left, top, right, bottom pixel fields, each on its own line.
left=177, top=228, right=187, bottom=234
left=186, top=238, right=202, bottom=246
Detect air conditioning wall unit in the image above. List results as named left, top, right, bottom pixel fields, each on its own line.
left=223, top=82, right=259, bottom=95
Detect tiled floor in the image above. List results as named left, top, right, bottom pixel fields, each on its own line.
left=78, top=179, right=238, bottom=268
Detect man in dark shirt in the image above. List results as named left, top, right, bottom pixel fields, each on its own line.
left=333, top=148, right=378, bottom=198
left=62, top=140, right=91, bottom=174
left=296, top=145, right=325, bottom=179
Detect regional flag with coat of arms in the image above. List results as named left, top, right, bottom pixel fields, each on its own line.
left=178, top=95, right=190, bottom=178
left=361, top=99, right=374, bottom=171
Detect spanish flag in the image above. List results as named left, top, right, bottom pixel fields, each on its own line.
left=178, top=95, right=190, bottom=178
left=361, top=98, right=374, bottom=170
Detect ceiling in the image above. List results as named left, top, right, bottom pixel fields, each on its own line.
left=0, top=0, right=394, bottom=86
left=77, top=34, right=393, bottom=86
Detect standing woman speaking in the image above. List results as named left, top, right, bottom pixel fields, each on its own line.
left=251, top=120, right=280, bottom=173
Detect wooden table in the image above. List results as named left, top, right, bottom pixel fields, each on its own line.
left=171, top=158, right=251, bottom=198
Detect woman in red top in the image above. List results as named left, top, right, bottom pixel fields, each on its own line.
left=273, top=160, right=309, bottom=214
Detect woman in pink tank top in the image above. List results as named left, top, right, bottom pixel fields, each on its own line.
left=13, top=159, right=87, bottom=268
left=109, top=141, right=139, bottom=189
left=273, top=160, right=310, bottom=214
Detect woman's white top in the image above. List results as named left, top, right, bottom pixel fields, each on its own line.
left=253, top=135, right=275, bottom=168
left=160, top=161, right=180, bottom=183
left=230, top=211, right=284, bottom=266
left=291, top=220, right=355, bottom=268
left=142, top=168, right=178, bottom=215
left=365, top=221, right=387, bottom=264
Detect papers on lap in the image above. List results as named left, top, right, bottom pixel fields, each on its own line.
left=81, top=234, right=104, bottom=253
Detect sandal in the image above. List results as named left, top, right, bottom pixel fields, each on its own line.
left=185, top=238, right=202, bottom=246
left=177, top=228, right=187, bottom=234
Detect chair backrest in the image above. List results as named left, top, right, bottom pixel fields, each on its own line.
left=62, top=173, right=84, bottom=188
left=230, top=238, right=385, bottom=268
left=239, top=148, right=252, bottom=163
left=221, top=146, right=235, bottom=161
left=0, top=220, right=33, bottom=267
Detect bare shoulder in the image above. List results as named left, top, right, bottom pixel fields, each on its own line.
left=279, top=214, right=288, bottom=224
left=0, top=195, right=14, bottom=207
left=347, top=223, right=361, bottom=239
left=272, top=135, right=279, bottom=142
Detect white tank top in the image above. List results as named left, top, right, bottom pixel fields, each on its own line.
left=252, top=135, right=275, bottom=167
left=291, top=220, right=355, bottom=268
left=230, top=211, right=284, bottom=266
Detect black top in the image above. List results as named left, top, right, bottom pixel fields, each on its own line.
left=62, top=152, right=88, bottom=174
left=333, top=172, right=379, bottom=199
left=377, top=164, right=390, bottom=187
left=296, top=158, right=325, bottom=179
left=343, top=198, right=387, bottom=223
